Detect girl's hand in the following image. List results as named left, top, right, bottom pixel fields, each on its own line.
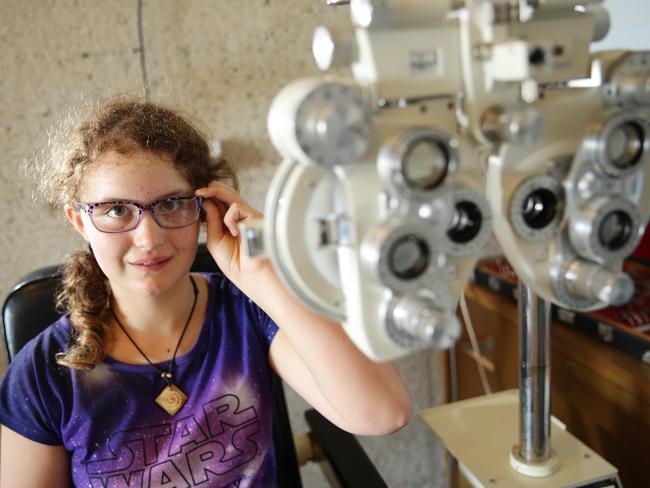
left=195, top=181, right=268, bottom=283
left=197, top=183, right=412, bottom=437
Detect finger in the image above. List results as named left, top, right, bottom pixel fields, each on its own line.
left=197, top=187, right=262, bottom=222
left=201, top=198, right=225, bottom=243
left=223, top=203, right=243, bottom=237
left=215, top=200, right=230, bottom=222
left=195, top=182, right=244, bottom=206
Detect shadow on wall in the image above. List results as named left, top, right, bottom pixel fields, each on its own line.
left=218, top=137, right=269, bottom=171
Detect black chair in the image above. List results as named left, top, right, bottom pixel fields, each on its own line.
left=2, top=244, right=386, bottom=488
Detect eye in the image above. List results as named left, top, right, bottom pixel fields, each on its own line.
left=105, top=204, right=134, bottom=219
left=158, top=199, right=182, bottom=213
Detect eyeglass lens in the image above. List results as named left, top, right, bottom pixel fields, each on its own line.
left=89, top=197, right=200, bottom=232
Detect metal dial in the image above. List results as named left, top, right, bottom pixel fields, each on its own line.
left=294, top=82, right=370, bottom=166
left=510, top=175, right=563, bottom=242
left=360, top=218, right=438, bottom=294
left=378, top=127, right=458, bottom=200
left=569, top=196, right=641, bottom=263
left=445, top=186, right=493, bottom=257
left=586, top=110, right=650, bottom=178
left=384, top=288, right=460, bottom=350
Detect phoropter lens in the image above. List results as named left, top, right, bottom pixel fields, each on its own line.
left=605, top=121, right=645, bottom=170
left=402, top=138, right=449, bottom=191
left=522, top=188, right=558, bottom=230
left=387, top=235, right=430, bottom=280
left=448, top=201, right=482, bottom=244
left=599, top=210, right=633, bottom=251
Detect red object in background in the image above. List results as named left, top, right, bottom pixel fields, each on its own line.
left=632, top=224, right=650, bottom=262
left=474, top=256, right=650, bottom=362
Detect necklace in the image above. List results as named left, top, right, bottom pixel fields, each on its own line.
left=111, top=276, right=198, bottom=416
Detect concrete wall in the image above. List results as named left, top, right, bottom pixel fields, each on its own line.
left=0, top=1, right=447, bottom=486
left=3, top=1, right=644, bottom=486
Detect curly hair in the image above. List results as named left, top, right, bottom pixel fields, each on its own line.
left=30, top=98, right=238, bottom=369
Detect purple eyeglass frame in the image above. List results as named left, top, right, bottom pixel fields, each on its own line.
left=76, top=195, right=203, bottom=233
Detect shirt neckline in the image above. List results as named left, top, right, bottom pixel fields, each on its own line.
left=101, top=273, right=216, bottom=373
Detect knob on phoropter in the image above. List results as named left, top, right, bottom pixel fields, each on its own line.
left=563, top=260, right=635, bottom=306
left=389, top=295, right=461, bottom=349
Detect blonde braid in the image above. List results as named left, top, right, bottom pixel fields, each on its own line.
left=55, top=249, right=110, bottom=369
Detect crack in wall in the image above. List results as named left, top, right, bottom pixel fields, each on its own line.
left=137, top=0, right=149, bottom=99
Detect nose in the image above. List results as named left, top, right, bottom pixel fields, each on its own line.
left=132, top=211, right=165, bottom=250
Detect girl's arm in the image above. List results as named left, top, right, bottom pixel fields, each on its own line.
left=254, top=264, right=412, bottom=435
left=196, top=182, right=412, bottom=435
left=1, top=426, right=71, bottom=487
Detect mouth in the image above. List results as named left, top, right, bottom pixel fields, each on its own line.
left=129, top=256, right=172, bottom=270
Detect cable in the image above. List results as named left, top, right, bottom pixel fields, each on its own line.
left=459, top=292, right=492, bottom=395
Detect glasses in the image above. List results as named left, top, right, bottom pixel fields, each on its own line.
left=77, top=196, right=203, bottom=233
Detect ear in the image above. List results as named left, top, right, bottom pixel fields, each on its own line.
left=64, top=204, right=90, bottom=242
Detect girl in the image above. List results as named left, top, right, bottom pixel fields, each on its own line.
left=0, top=99, right=411, bottom=487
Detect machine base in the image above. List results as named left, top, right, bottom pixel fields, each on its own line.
left=419, top=389, right=621, bottom=488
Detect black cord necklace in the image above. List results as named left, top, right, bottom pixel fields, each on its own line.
left=111, top=275, right=198, bottom=416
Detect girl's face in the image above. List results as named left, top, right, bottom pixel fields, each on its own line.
left=65, top=149, right=200, bottom=299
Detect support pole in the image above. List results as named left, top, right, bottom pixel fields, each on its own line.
left=509, top=283, right=560, bottom=476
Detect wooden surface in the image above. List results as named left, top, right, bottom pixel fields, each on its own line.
left=452, top=283, right=650, bottom=488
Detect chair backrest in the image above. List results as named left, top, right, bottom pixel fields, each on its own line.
left=2, top=244, right=302, bottom=487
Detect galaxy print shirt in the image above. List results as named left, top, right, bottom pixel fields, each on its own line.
left=0, top=273, right=280, bottom=488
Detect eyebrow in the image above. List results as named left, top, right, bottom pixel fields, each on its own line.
left=90, top=190, right=194, bottom=205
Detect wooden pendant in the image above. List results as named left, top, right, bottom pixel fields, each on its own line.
left=155, top=384, right=188, bottom=415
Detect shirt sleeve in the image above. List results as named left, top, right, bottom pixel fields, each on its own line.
left=251, top=300, right=280, bottom=348
left=210, top=271, right=280, bottom=350
left=0, top=326, right=67, bottom=445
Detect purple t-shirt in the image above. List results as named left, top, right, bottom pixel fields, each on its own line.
left=0, top=273, right=280, bottom=488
